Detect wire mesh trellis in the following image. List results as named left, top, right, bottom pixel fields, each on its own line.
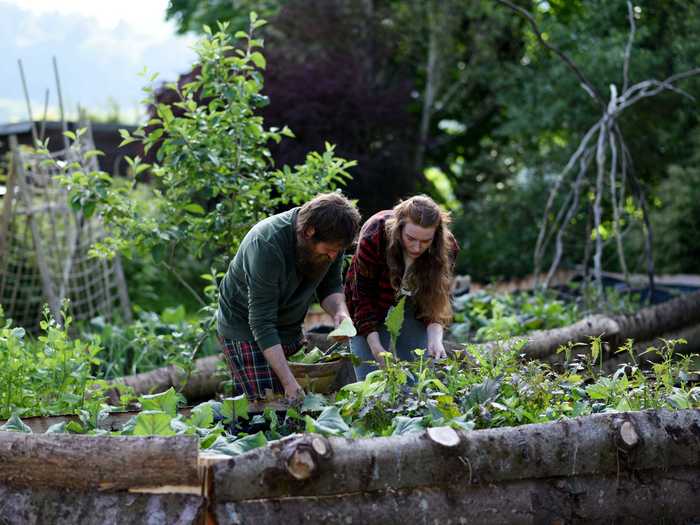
left=0, top=130, right=131, bottom=331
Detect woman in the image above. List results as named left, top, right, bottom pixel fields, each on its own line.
left=344, top=195, right=459, bottom=379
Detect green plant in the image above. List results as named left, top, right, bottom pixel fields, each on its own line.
left=0, top=303, right=114, bottom=419
left=451, top=290, right=579, bottom=343
left=82, top=305, right=219, bottom=380
left=63, top=15, right=354, bottom=268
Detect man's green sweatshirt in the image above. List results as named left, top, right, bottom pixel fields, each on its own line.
left=216, top=207, right=343, bottom=349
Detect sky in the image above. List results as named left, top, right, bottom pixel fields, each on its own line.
left=0, top=0, right=198, bottom=124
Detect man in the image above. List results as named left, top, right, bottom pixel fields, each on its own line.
left=217, top=192, right=361, bottom=400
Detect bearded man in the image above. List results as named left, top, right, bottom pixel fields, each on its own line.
left=217, top=193, right=361, bottom=400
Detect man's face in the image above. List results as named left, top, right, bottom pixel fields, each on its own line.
left=296, top=230, right=344, bottom=279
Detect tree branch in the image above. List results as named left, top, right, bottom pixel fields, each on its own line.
left=494, top=0, right=603, bottom=105
left=534, top=121, right=601, bottom=280
left=622, top=1, right=635, bottom=93
left=544, top=149, right=591, bottom=288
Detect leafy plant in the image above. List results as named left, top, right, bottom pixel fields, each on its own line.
left=62, top=15, right=354, bottom=268
left=385, top=296, right=407, bottom=357
left=0, top=303, right=118, bottom=419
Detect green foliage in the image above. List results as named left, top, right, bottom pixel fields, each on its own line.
left=82, top=307, right=219, bottom=380
left=134, top=411, right=176, bottom=437
left=451, top=173, right=557, bottom=282
left=627, top=131, right=700, bottom=274
left=385, top=296, right=407, bottom=357
left=334, top=338, right=699, bottom=435
left=451, top=290, right=579, bottom=343
left=64, top=17, right=354, bottom=266
left=11, top=336, right=698, bottom=455
left=138, top=387, right=179, bottom=417
left=166, top=0, right=281, bottom=35
left=0, top=303, right=116, bottom=419
left=327, top=318, right=357, bottom=338
left=222, top=394, right=250, bottom=424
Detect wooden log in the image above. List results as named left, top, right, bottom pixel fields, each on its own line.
left=215, top=467, right=700, bottom=525
left=0, top=433, right=200, bottom=491
left=463, top=290, right=700, bottom=360
left=110, top=354, right=224, bottom=399
left=213, top=408, right=700, bottom=502
left=0, top=484, right=205, bottom=525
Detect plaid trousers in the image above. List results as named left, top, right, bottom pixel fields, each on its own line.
left=219, top=336, right=304, bottom=399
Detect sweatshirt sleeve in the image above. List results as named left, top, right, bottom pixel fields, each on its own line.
left=244, top=239, right=283, bottom=350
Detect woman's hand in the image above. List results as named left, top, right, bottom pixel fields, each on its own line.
left=367, top=331, right=387, bottom=367
left=426, top=323, right=446, bottom=360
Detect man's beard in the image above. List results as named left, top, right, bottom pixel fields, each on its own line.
left=296, top=238, right=333, bottom=280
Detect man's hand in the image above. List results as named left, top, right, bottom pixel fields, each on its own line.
left=427, top=323, right=446, bottom=360
left=263, top=344, right=304, bottom=400
left=283, top=379, right=305, bottom=401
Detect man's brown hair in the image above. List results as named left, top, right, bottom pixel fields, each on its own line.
left=297, top=192, right=361, bottom=247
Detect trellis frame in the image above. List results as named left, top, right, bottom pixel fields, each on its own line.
left=0, top=130, right=131, bottom=329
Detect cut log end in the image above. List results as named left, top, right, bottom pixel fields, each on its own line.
left=285, top=449, right=317, bottom=480
left=618, top=421, right=639, bottom=449
left=310, top=436, right=332, bottom=460
left=427, top=427, right=461, bottom=448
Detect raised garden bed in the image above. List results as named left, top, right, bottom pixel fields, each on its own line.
left=1, top=408, right=699, bottom=524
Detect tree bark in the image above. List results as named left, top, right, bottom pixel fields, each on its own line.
left=470, top=289, right=700, bottom=360
left=110, top=354, right=224, bottom=399
left=0, top=484, right=205, bottom=525
left=0, top=433, right=200, bottom=491
left=213, top=408, right=700, bottom=502
left=215, top=468, right=700, bottom=525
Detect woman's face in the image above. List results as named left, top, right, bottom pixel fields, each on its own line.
left=400, top=219, right=437, bottom=259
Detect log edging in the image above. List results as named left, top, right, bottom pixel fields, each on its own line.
left=0, top=433, right=200, bottom=491
left=213, top=408, right=700, bottom=502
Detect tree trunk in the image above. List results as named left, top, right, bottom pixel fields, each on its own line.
left=213, top=409, right=700, bottom=502
left=0, top=484, right=205, bottom=525
left=215, top=468, right=700, bottom=525
left=0, top=433, right=199, bottom=491
left=413, top=0, right=441, bottom=175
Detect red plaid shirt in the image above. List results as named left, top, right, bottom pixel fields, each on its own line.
left=344, top=210, right=459, bottom=337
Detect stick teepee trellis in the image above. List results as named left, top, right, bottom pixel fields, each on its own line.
left=497, top=0, right=700, bottom=296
